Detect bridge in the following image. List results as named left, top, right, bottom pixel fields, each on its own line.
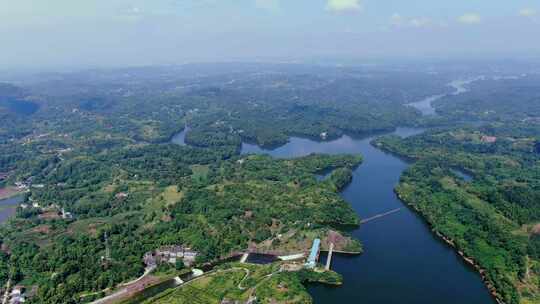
left=360, top=208, right=402, bottom=224
left=325, top=243, right=334, bottom=270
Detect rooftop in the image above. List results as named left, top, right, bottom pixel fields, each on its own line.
left=307, top=238, right=321, bottom=266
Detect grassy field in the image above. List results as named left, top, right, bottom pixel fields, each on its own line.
left=190, top=165, right=210, bottom=180
left=148, top=269, right=247, bottom=304
left=144, top=263, right=331, bottom=304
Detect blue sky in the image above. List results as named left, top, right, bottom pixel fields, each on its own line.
left=0, top=0, right=539, bottom=67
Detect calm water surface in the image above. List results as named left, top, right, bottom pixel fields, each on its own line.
left=451, top=168, right=474, bottom=182
left=241, top=128, right=494, bottom=304
left=171, top=127, right=189, bottom=146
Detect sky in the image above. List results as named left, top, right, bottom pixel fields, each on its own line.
left=0, top=0, right=539, bottom=68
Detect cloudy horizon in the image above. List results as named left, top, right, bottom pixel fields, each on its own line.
left=1, top=0, right=539, bottom=68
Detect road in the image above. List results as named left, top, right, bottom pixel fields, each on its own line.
left=89, top=265, right=156, bottom=304
left=1, top=278, right=11, bottom=304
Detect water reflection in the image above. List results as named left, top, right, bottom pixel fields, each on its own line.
left=241, top=128, right=424, bottom=158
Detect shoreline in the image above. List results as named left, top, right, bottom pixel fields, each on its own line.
left=396, top=191, right=505, bottom=304
left=319, top=249, right=361, bottom=255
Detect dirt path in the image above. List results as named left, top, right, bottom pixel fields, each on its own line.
left=120, top=265, right=156, bottom=287
left=1, top=278, right=11, bottom=304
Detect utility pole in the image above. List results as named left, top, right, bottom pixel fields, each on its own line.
left=101, top=232, right=111, bottom=268
left=105, top=232, right=111, bottom=261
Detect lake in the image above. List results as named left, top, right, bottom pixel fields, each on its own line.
left=240, top=128, right=494, bottom=304
left=170, top=126, right=189, bottom=146
left=451, top=168, right=474, bottom=182
left=170, top=122, right=494, bottom=303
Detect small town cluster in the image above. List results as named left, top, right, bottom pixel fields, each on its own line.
left=20, top=201, right=73, bottom=220
left=143, top=245, right=199, bottom=268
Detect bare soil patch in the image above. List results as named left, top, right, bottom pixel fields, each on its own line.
left=531, top=223, right=540, bottom=235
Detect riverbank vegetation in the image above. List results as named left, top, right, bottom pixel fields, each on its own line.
left=375, top=122, right=540, bottom=304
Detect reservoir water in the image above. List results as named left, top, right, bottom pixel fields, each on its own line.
left=240, top=128, right=494, bottom=304
left=171, top=126, right=189, bottom=146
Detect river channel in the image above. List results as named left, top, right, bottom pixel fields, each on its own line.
left=241, top=128, right=494, bottom=304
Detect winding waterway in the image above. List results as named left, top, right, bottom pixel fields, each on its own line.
left=171, top=126, right=189, bottom=146
left=407, top=77, right=484, bottom=115
left=240, top=129, right=494, bottom=304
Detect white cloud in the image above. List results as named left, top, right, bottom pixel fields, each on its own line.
left=458, top=13, right=482, bottom=24
left=255, top=0, right=279, bottom=11
left=326, top=0, right=363, bottom=13
left=519, top=8, right=537, bottom=17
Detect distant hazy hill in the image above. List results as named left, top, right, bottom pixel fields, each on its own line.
left=0, top=83, right=39, bottom=116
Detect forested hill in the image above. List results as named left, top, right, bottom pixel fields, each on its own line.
left=1, top=140, right=362, bottom=302
left=0, top=83, right=40, bottom=140
left=21, top=65, right=441, bottom=149
left=375, top=122, right=540, bottom=304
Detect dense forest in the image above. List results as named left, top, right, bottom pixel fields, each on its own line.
left=375, top=122, right=540, bottom=304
